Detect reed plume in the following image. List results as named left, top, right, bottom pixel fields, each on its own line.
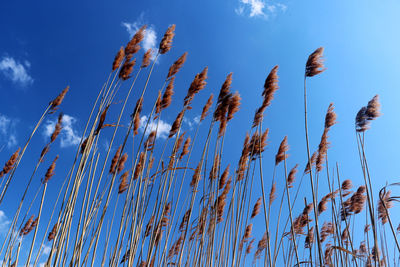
left=275, top=136, right=289, bottom=165
left=0, top=147, right=20, bottom=178
left=183, top=67, right=208, bottom=107
left=161, top=76, right=175, bottom=110
left=43, top=155, right=59, bottom=183
left=109, top=145, right=122, bottom=174
left=50, top=113, right=63, bottom=143
left=200, top=94, right=213, bottom=121
left=305, top=47, right=326, bottom=77
left=125, top=25, right=146, bottom=55
left=112, top=46, right=125, bottom=71
left=251, top=198, right=262, bottom=219
left=50, top=86, right=69, bottom=113
left=159, top=24, right=176, bottom=54
left=141, top=49, right=152, bottom=68
left=167, top=52, right=188, bottom=79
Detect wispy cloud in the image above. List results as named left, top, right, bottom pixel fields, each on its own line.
left=139, top=115, right=171, bottom=139
left=122, top=13, right=158, bottom=59
left=0, top=210, right=10, bottom=236
left=0, top=113, right=18, bottom=148
left=0, top=56, right=33, bottom=86
left=43, top=114, right=81, bottom=148
left=235, top=0, right=287, bottom=18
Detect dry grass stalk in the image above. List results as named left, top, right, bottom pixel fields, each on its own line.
left=378, top=190, right=393, bottom=224
left=304, top=150, right=317, bottom=174
left=305, top=226, right=315, bottom=248
left=94, top=105, right=110, bottom=135
left=356, top=95, right=381, bottom=132
left=144, top=131, right=157, bottom=151
left=119, top=55, right=136, bottom=80
left=183, top=67, right=208, bottom=107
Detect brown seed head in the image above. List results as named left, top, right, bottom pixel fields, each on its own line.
left=0, top=147, right=20, bottom=178
left=179, top=137, right=191, bottom=160
left=227, top=91, right=241, bottom=121
left=125, top=25, right=146, bottom=55
left=200, top=94, right=214, bottom=121
left=118, top=171, right=129, bottom=194
left=251, top=197, right=262, bottom=219
left=112, top=46, right=125, bottom=71
left=275, top=136, right=289, bottom=165
left=50, top=86, right=69, bottom=113
left=184, top=67, right=208, bottom=107
left=287, top=164, right=299, bottom=188
left=325, top=103, right=337, bottom=128
left=167, top=52, right=188, bottom=79
left=141, top=49, right=152, bottom=68
left=43, top=155, right=59, bottom=183
left=169, top=110, right=184, bottom=138
left=159, top=24, right=176, bottom=54
left=109, top=145, right=122, bottom=174
left=305, top=47, right=326, bottom=77
left=161, top=77, right=175, bottom=110
left=51, top=113, right=63, bottom=143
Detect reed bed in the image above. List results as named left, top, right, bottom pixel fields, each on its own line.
left=0, top=24, right=398, bottom=267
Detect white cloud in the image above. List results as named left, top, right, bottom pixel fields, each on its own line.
left=139, top=115, right=171, bottom=139
left=122, top=15, right=158, bottom=60
left=43, top=114, right=81, bottom=148
left=0, top=56, right=33, bottom=86
left=183, top=116, right=200, bottom=130
left=0, top=114, right=18, bottom=148
left=0, top=210, right=10, bottom=235
left=42, top=244, right=51, bottom=256
left=235, top=0, right=287, bottom=18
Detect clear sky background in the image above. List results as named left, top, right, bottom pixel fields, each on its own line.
left=1, top=0, right=400, bottom=265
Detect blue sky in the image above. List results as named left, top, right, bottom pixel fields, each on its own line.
left=1, top=0, right=400, bottom=265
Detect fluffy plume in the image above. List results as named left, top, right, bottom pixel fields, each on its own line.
left=325, top=103, right=337, bottom=128
left=200, top=94, right=214, bottom=121
left=144, top=131, right=157, bottom=151
left=132, top=97, right=143, bottom=135
left=304, top=151, right=317, bottom=174
left=275, top=136, right=289, bottom=165
left=94, top=105, right=110, bottom=135
left=179, top=137, right=191, bottom=160
left=305, top=47, right=326, bottom=77
left=117, top=153, right=128, bottom=173
left=287, top=164, right=299, bottom=188
left=316, top=128, right=329, bottom=172
left=169, top=110, right=184, bottom=138
left=43, top=155, right=59, bottom=183
left=252, top=66, right=279, bottom=128
left=141, top=49, right=152, bottom=68
left=112, top=47, right=125, bottom=71
left=161, top=77, right=175, bottom=110
left=39, top=144, right=50, bottom=162
left=167, top=52, right=188, bottom=79
left=159, top=24, right=176, bottom=54
left=109, top=145, right=122, bottom=174
left=227, top=91, right=241, bottom=121
left=119, top=56, right=136, bottom=80
left=269, top=182, right=277, bottom=206
left=50, top=113, right=63, bottom=143
left=50, top=86, right=69, bottom=113
left=378, top=190, right=393, bottom=225
left=48, top=222, right=58, bottom=241
left=305, top=226, right=314, bottom=248
left=219, top=164, right=230, bottom=190
left=125, top=25, right=146, bottom=55
left=118, top=171, right=129, bottom=194
left=251, top=197, right=262, bottom=219
left=0, top=147, right=20, bottom=178
left=184, top=67, right=208, bottom=107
